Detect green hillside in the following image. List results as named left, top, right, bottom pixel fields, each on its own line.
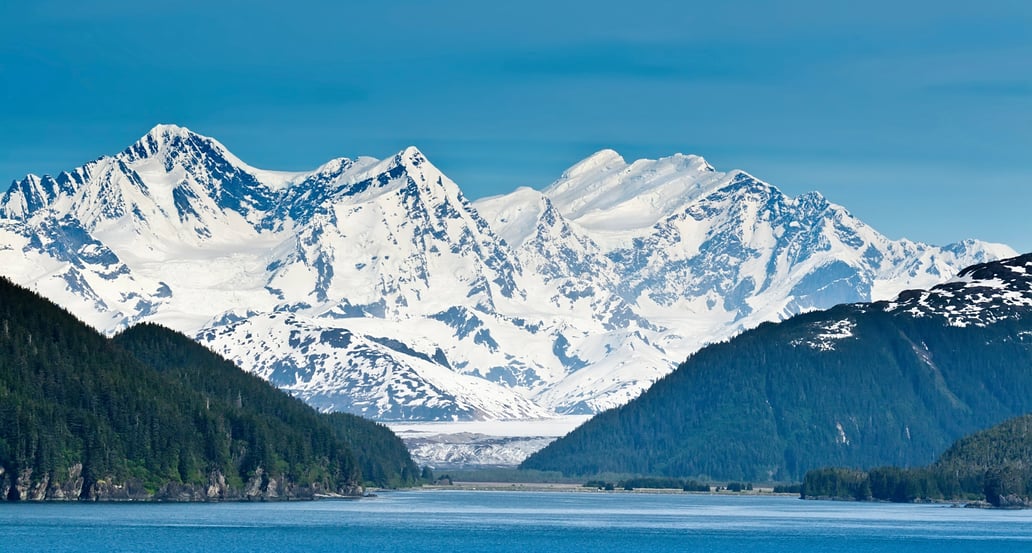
left=112, top=323, right=420, bottom=489
left=0, top=277, right=416, bottom=500
left=802, top=413, right=1032, bottom=507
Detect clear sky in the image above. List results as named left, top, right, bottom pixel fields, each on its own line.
left=2, top=1, right=1029, bottom=252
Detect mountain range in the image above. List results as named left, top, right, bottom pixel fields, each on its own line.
left=521, top=253, right=1032, bottom=481
left=0, top=124, right=1016, bottom=422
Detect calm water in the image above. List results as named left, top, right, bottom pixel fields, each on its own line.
left=2, top=490, right=1030, bottom=552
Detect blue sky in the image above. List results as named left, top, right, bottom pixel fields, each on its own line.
left=2, top=1, right=1029, bottom=251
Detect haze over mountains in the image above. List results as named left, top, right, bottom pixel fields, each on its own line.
left=0, top=124, right=1015, bottom=422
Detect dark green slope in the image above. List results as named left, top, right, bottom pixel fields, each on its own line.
left=522, top=254, right=1032, bottom=481
left=112, top=323, right=420, bottom=489
left=931, top=413, right=1032, bottom=506
left=936, top=413, right=1032, bottom=475
left=802, top=413, right=1032, bottom=506
left=0, top=277, right=416, bottom=500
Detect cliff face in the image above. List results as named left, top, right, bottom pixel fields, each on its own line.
left=1, top=464, right=362, bottom=501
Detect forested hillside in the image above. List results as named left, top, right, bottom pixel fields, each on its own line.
left=112, top=324, right=420, bottom=489
left=522, top=254, right=1032, bottom=481
left=803, top=413, right=1032, bottom=507
left=0, top=277, right=417, bottom=500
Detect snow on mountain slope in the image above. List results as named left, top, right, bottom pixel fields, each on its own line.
left=198, top=311, right=549, bottom=420
left=475, top=187, right=672, bottom=413
left=5, top=125, right=268, bottom=245
left=0, top=217, right=153, bottom=330
left=542, top=149, right=723, bottom=237
left=0, top=126, right=1017, bottom=430
left=0, top=124, right=303, bottom=331
left=477, top=155, right=1016, bottom=396
left=484, top=155, right=1016, bottom=358
left=262, top=146, right=525, bottom=316
left=885, top=253, right=1032, bottom=326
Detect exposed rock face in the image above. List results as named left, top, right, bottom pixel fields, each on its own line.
left=44, top=464, right=85, bottom=500
left=0, top=465, right=360, bottom=502
left=989, top=494, right=1032, bottom=509
left=206, top=469, right=227, bottom=500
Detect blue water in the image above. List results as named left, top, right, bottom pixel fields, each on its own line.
left=2, top=491, right=1030, bottom=552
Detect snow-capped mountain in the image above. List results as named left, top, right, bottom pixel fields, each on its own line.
left=0, top=125, right=1016, bottom=423
left=475, top=150, right=1015, bottom=407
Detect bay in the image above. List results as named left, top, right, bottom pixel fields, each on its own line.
left=2, top=490, right=1030, bottom=552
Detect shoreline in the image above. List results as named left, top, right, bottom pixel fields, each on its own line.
left=410, top=482, right=796, bottom=496
left=397, top=485, right=1009, bottom=508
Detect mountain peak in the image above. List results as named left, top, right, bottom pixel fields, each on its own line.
left=377, top=146, right=449, bottom=184
left=401, top=145, right=425, bottom=157
left=560, top=149, right=627, bottom=180
left=656, top=152, right=713, bottom=172
left=393, top=146, right=432, bottom=172
left=140, top=123, right=202, bottom=148
left=147, top=123, right=193, bottom=138
left=544, top=149, right=729, bottom=232
left=360, top=146, right=432, bottom=176
left=122, top=123, right=222, bottom=163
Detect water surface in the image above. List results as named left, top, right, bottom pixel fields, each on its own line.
left=2, top=491, right=1029, bottom=552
